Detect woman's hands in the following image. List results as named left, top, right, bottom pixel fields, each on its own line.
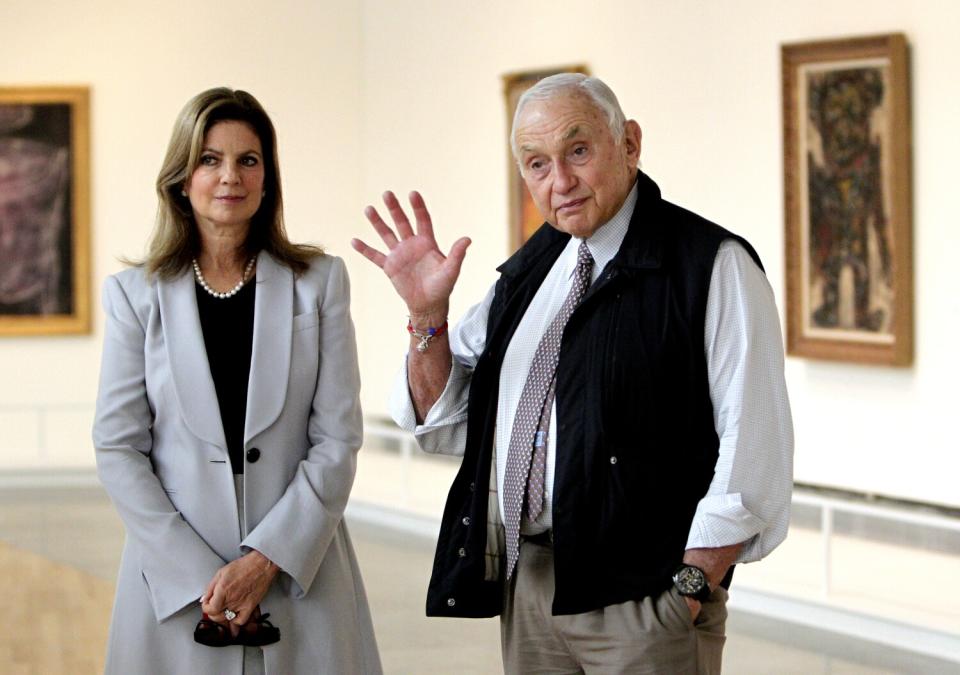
left=351, top=190, right=471, bottom=325
left=201, top=549, right=279, bottom=633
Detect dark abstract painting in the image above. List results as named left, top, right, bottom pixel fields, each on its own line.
left=0, top=87, right=89, bottom=335
left=0, top=103, right=73, bottom=315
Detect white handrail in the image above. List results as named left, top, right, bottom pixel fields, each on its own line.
left=0, top=403, right=93, bottom=459
left=363, top=420, right=960, bottom=533
left=792, top=490, right=960, bottom=532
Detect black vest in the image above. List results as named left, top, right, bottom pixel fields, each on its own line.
left=425, top=172, right=764, bottom=617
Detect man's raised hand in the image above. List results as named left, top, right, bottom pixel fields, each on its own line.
left=351, top=190, right=471, bottom=323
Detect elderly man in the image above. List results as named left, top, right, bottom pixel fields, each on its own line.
left=353, top=73, right=793, bottom=674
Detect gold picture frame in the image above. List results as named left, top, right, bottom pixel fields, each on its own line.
left=782, top=34, right=912, bottom=365
left=0, top=86, right=91, bottom=336
left=502, top=65, right=589, bottom=252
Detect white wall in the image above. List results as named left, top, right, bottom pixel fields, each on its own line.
left=2, top=0, right=958, bottom=509
left=353, top=0, right=960, bottom=508
left=0, top=0, right=362, bottom=467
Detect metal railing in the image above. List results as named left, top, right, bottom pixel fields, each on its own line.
left=362, top=420, right=960, bottom=597
left=0, top=403, right=93, bottom=461
left=792, top=488, right=960, bottom=598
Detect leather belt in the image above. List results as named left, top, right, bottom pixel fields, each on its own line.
left=521, top=530, right=553, bottom=547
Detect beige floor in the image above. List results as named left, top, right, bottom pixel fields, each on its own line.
left=0, top=542, right=113, bottom=674
left=0, top=484, right=956, bottom=674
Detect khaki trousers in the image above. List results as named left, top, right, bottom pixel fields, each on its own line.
left=501, top=541, right=728, bottom=675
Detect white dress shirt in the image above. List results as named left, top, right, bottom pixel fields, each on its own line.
left=390, top=185, right=794, bottom=565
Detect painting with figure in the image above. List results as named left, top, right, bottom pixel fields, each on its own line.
left=0, top=87, right=89, bottom=335
left=804, top=64, right=892, bottom=336
left=782, top=35, right=912, bottom=365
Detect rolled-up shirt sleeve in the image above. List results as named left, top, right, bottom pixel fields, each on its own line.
left=388, top=283, right=495, bottom=456
left=686, top=240, right=795, bottom=563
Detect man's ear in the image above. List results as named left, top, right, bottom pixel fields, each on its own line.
left=623, top=120, right=642, bottom=165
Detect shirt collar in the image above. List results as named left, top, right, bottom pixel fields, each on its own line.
left=563, top=181, right=638, bottom=280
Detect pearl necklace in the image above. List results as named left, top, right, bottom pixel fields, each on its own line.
left=192, top=257, right=256, bottom=299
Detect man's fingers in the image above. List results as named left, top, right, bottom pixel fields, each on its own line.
left=445, top=237, right=472, bottom=275
left=364, top=205, right=400, bottom=250
left=350, top=238, right=387, bottom=268
left=383, top=190, right=415, bottom=240
left=409, top=191, right=435, bottom=240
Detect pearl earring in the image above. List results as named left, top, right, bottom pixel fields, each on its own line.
left=181, top=189, right=187, bottom=197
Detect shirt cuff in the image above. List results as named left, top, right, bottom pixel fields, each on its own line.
left=685, top=492, right=768, bottom=564
left=388, top=357, right=420, bottom=432
left=387, top=355, right=472, bottom=452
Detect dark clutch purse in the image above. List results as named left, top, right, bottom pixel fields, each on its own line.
left=194, top=612, right=280, bottom=648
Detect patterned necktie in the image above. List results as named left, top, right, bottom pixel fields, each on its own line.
left=503, top=240, right=594, bottom=579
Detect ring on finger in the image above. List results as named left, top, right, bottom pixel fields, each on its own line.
left=224, top=608, right=237, bottom=621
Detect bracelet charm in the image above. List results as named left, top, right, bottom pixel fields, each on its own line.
left=407, top=319, right=449, bottom=352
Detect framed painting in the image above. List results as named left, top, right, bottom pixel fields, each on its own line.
left=782, top=34, right=912, bottom=365
left=0, top=86, right=91, bottom=336
left=503, top=64, right=589, bottom=252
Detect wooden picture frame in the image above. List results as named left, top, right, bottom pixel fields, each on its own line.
left=0, top=86, right=91, bottom=336
left=503, top=65, right=589, bottom=252
left=782, top=34, right=912, bottom=365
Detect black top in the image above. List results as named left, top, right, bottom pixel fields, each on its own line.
left=196, top=280, right=256, bottom=474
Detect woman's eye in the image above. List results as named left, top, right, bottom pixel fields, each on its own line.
left=241, top=156, right=259, bottom=167
left=200, top=154, right=217, bottom=165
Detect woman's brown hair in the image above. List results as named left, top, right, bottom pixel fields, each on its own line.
left=142, top=87, right=321, bottom=277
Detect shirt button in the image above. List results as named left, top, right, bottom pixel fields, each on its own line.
left=246, top=448, right=261, bottom=463
left=462, top=517, right=471, bottom=526
left=447, top=598, right=456, bottom=607
left=469, top=482, right=476, bottom=492
left=458, top=547, right=467, bottom=557
left=609, top=456, right=618, bottom=465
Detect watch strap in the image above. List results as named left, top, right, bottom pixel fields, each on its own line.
left=689, top=580, right=712, bottom=603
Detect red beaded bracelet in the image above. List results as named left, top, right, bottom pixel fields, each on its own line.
left=407, top=319, right=448, bottom=352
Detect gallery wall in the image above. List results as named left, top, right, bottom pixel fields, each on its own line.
left=1, top=1, right=957, bottom=508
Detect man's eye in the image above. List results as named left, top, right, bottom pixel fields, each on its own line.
left=573, top=146, right=588, bottom=156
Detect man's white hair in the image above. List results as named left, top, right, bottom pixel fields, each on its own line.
left=510, top=73, right=627, bottom=159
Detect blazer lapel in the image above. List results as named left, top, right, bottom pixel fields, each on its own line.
left=158, top=268, right=228, bottom=450
left=244, top=252, right=293, bottom=443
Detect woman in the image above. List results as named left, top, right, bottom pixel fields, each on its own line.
left=93, top=88, right=382, bottom=674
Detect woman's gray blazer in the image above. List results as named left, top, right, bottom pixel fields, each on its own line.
left=93, top=252, right=382, bottom=674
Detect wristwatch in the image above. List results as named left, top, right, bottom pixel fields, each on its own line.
left=672, top=564, right=712, bottom=603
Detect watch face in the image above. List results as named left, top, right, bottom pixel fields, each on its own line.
left=674, top=565, right=706, bottom=595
